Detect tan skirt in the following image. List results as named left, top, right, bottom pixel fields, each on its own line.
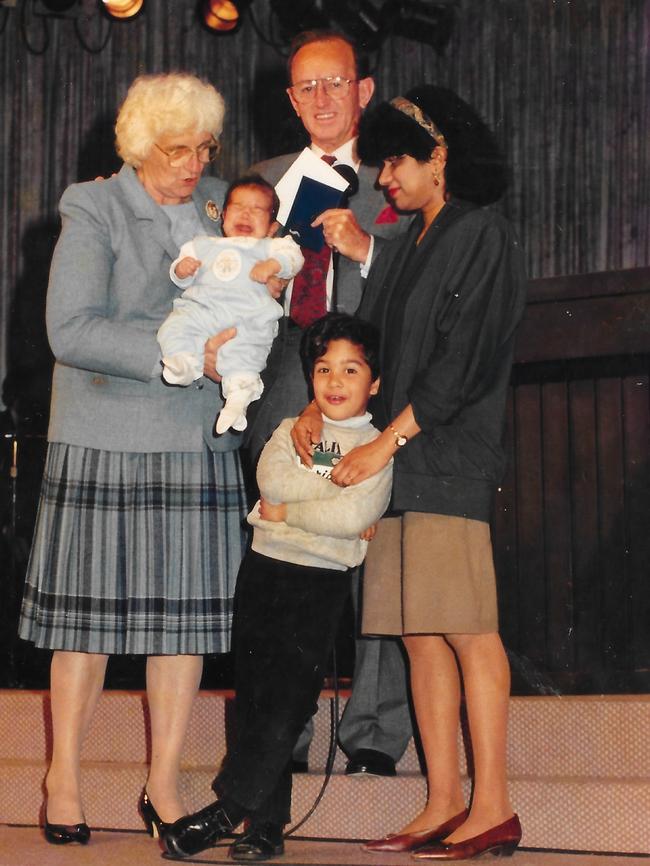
left=362, top=512, right=498, bottom=636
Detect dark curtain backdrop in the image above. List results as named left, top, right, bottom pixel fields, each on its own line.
left=0, top=0, right=649, bottom=417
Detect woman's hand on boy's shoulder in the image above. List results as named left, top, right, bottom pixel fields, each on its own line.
left=291, top=401, right=323, bottom=467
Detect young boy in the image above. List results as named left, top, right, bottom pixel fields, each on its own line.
left=157, top=174, right=303, bottom=434
left=164, top=313, right=393, bottom=862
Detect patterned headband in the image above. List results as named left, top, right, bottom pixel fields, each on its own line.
left=390, top=96, right=448, bottom=149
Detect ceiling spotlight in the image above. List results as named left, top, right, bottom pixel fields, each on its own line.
left=201, top=0, right=248, bottom=32
left=101, top=0, right=144, bottom=20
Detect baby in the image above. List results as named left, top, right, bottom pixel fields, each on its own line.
left=157, top=174, right=303, bottom=434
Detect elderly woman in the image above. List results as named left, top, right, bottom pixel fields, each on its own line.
left=19, top=73, right=249, bottom=845
left=294, top=86, right=527, bottom=860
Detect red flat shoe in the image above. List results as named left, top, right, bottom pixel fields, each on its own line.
left=412, top=814, right=521, bottom=860
left=361, top=810, right=469, bottom=853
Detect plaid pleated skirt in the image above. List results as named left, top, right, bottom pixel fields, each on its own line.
left=19, top=442, right=247, bottom=655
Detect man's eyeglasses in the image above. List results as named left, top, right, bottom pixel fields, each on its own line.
left=290, top=76, right=357, bottom=104
left=154, top=139, right=220, bottom=168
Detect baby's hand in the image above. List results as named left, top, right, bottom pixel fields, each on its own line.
left=175, top=256, right=201, bottom=279
left=250, top=258, right=281, bottom=284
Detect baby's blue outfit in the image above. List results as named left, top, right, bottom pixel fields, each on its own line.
left=158, top=234, right=303, bottom=434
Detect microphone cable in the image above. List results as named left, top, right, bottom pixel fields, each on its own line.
left=284, top=646, right=341, bottom=837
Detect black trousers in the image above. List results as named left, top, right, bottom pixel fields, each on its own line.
left=214, top=549, right=352, bottom=825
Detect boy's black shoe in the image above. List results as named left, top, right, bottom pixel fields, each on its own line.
left=164, top=801, right=234, bottom=858
left=230, top=823, right=285, bottom=861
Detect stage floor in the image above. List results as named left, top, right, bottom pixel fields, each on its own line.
left=1, top=827, right=648, bottom=866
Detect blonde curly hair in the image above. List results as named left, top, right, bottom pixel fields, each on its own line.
left=115, top=72, right=226, bottom=167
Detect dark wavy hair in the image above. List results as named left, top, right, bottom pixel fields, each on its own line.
left=223, top=173, right=280, bottom=221
left=300, top=312, right=381, bottom=383
left=357, top=85, right=508, bottom=205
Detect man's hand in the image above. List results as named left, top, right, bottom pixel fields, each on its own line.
left=259, top=497, right=287, bottom=522
left=203, top=327, right=237, bottom=383
left=290, top=401, right=323, bottom=467
left=312, top=209, right=371, bottom=263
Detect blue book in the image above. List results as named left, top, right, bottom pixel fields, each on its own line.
left=282, top=176, right=346, bottom=252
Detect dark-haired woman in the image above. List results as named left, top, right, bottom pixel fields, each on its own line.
left=292, top=86, right=527, bottom=860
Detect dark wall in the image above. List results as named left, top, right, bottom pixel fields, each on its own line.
left=0, top=0, right=648, bottom=691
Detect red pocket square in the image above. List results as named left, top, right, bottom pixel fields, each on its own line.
left=375, top=205, right=399, bottom=224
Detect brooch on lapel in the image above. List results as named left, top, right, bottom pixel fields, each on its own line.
left=205, top=200, right=220, bottom=221
left=376, top=205, right=399, bottom=224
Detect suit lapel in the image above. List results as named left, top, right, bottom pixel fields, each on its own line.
left=116, top=163, right=179, bottom=260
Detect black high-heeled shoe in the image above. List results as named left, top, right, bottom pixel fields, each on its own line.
left=139, top=789, right=171, bottom=840
left=44, top=819, right=91, bottom=845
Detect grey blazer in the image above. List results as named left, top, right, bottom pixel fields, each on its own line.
left=46, top=163, right=238, bottom=453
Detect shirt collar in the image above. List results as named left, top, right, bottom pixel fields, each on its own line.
left=310, top=138, right=360, bottom=171
left=321, top=411, right=372, bottom=429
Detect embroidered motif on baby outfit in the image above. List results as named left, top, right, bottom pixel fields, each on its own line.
left=212, top=249, right=242, bottom=281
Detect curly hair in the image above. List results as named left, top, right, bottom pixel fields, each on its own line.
left=115, top=72, right=225, bottom=168
left=300, top=313, right=381, bottom=384
left=358, top=85, right=508, bottom=206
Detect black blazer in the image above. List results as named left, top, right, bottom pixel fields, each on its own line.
left=359, top=199, right=528, bottom=522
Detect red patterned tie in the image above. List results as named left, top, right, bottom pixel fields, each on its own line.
left=289, top=154, right=337, bottom=329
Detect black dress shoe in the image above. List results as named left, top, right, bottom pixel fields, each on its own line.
left=230, top=823, right=285, bottom=861
left=44, top=820, right=91, bottom=845
left=345, top=748, right=396, bottom=777
left=164, top=800, right=235, bottom=858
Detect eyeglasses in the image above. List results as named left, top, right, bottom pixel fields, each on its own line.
left=154, top=139, right=220, bottom=167
left=290, top=76, right=357, bottom=104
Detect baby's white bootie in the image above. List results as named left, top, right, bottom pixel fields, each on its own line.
left=216, top=374, right=264, bottom=435
left=162, top=352, right=203, bottom=386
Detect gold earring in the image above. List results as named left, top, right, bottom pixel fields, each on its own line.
left=433, top=174, right=440, bottom=186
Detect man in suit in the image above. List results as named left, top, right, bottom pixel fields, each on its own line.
left=246, top=30, right=413, bottom=779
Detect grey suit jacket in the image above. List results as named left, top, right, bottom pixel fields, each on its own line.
left=46, top=163, right=238, bottom=453
left=251, top=152, right=403, bottom=313
left=245, top=152, right=409, bottom=457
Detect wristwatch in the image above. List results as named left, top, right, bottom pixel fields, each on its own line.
left=389, top=425, right=408, bottom=447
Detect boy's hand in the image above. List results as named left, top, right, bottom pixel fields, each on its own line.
left=360, top=523, right=377, bottom=542
left=175, top=256, right=201, bottom=279
left=259, top=497, right=287, bottom=522
left=203, top=327, right=237, bottom=383
left=291, top=401, right=323, bottom=467
left=250, top=258, right=281, bottom=284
